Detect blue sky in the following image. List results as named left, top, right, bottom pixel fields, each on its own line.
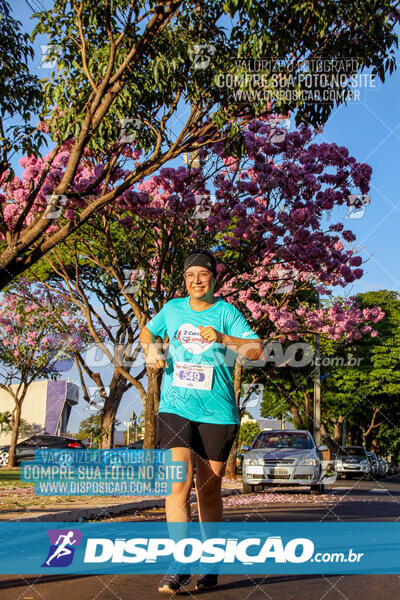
left=8, top=1, right=400, bottom=432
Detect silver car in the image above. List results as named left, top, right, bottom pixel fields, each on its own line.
left=335, top=446, right=370, bottom=479
left=378, top=457, right=389, bottom=478
left=242, top=430, right=327, bottom=494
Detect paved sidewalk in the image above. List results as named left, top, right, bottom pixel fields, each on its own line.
left=0, top=481, right=242, bottom=522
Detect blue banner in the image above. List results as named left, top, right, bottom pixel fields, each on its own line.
left=0, top=522, right=398, bottom=574
left=20, top=449, right=186, bottom=496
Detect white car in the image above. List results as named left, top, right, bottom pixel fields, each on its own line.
left=378, top=457, right=389, bottom=478
left=335, top=446, right=370, bottom=479
left=242, top=430, right=328, bottom=494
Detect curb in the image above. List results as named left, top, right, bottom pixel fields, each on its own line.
left=4, top=487, right=243, bottom=522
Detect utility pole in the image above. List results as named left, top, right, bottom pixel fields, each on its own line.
left=313, top=291, right=321, bottom=445
left=342, top=417, right=347, bottom=447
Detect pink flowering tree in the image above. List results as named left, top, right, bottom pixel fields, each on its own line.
left=115, top=119, right=383, bottom=340
left=0, top=278, right=105, bottom=466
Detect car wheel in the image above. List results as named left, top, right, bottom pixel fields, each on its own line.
left=310, top=483, right=325, bottom=495
left=0, top=451, right=10, bottom=466
left=242, top=482, right=255, bottom=493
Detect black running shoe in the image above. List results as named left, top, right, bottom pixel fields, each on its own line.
left=195, top=573, right=219, bottom=590
left=158, top=572, right=192, bottom=594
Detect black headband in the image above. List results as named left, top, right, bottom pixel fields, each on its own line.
left=183, top=251, right=217, bottom=279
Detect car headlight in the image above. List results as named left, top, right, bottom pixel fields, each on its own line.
left=298, top=457, right=318, bottom=466
left=361, top=461, right=368, bottom=468
left=244, top=456, right=263, bottom=466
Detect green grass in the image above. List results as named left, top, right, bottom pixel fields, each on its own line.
left=0, top=468, right=32, bottom=487
left=0, top=469, right=21, bottom=480
left=0, top=468, right=125, bottom=511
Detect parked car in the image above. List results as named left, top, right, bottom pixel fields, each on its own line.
left=335, top=446, right=369, bottom=479
left=0, top=435, right=86, bottom=466
left=242, top=430, right=327, bottom=495
left=377, top=457, right=389, bottom=478
left=103, top=439, right=145, bottom=465
left=126, top=439, right=144, bottom=449
left=366, top=451, right=380, bottom=479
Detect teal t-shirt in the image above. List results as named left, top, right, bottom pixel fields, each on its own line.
left=145, top=296, right=260, bottom=424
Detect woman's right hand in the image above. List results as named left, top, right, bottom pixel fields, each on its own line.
left=153, top=356, right=167, bottom=369
left=146, top=348, right=167, bottom=369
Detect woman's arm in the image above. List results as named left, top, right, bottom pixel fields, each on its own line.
left=198, top=325, right=264, bottom=361
left=139, top=325, right=167, bottom=369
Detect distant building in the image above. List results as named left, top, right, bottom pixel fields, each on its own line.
left=257, top=418, right=295, bottom=431
left=241, top=414, right=258, bottom=424
left=113, top=430, right=126, bottom=447
left=241, top=413, right=294, bottom=430
left=0, top=380, right=79, bottom=445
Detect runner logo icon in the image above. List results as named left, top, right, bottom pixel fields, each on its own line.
left=42, top=529, right=82, bottom=567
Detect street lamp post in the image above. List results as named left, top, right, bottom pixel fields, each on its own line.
left=313, top=292, right=321, bottom=445
left=123, top=420, right=133, bottom=445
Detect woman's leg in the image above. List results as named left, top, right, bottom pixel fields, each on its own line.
left=193, top=421, right=238, bottom=523
left=193, top=455, right=225, bottom=588
left=165, top=446, right=194, bottom=523
left=156, top=413, right=195, bottom=523
left=194, top=454, right=226, bottom=522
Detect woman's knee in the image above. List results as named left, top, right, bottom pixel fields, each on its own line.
left=170, top=478, right=192, bottom=498
left=167, top=448, right=193, bottom=497
left=195, top=469, right=223, bottom=501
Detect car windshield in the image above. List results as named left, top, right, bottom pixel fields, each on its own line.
left=338, top=447, right=366, bottom=458
left=252, top=432, right=313, bottom=450
left=20, top=437, right=38, bottom=446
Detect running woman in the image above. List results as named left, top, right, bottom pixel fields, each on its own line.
left=139, top=249, right=264, bottom=594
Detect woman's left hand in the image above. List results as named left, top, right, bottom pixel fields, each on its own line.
left=198, top=325, right=223, bottom=343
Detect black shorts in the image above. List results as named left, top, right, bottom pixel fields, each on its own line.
left=156, top=412, right=239, bottom=462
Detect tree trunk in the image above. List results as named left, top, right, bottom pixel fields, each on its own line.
left=8, top=402, right=22, bottom=468
left=333, top=415, right=343, bottom=446
left=99, top=382, right=128, bottom=448
left=289, top=369, right=312, bottom=431
left=287, top=402, right=304, bottom=429
left=304, top=391, right=311, bottom=431
left=144, top=368, right=161, bottom=448
left=225, top=358, right=243, bottom=478
left=100, top=404, right=118, bottom=449
left=349, top=425, right=362, bottom=446
left=320, top=421, right=340, bottom=456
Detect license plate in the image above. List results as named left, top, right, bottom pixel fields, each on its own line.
left=269, top=468, right=289, bottom=476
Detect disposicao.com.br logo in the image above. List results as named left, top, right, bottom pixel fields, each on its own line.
left=82, top=535, right=363, bottom=566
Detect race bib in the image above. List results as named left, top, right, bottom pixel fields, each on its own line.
left=172, top=361, right=214, bottom=391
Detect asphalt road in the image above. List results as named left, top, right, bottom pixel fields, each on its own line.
left=1, top=477, right=399, bottom=600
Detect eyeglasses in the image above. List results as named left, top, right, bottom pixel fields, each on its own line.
left=184, top=272, right=212, bottom=281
